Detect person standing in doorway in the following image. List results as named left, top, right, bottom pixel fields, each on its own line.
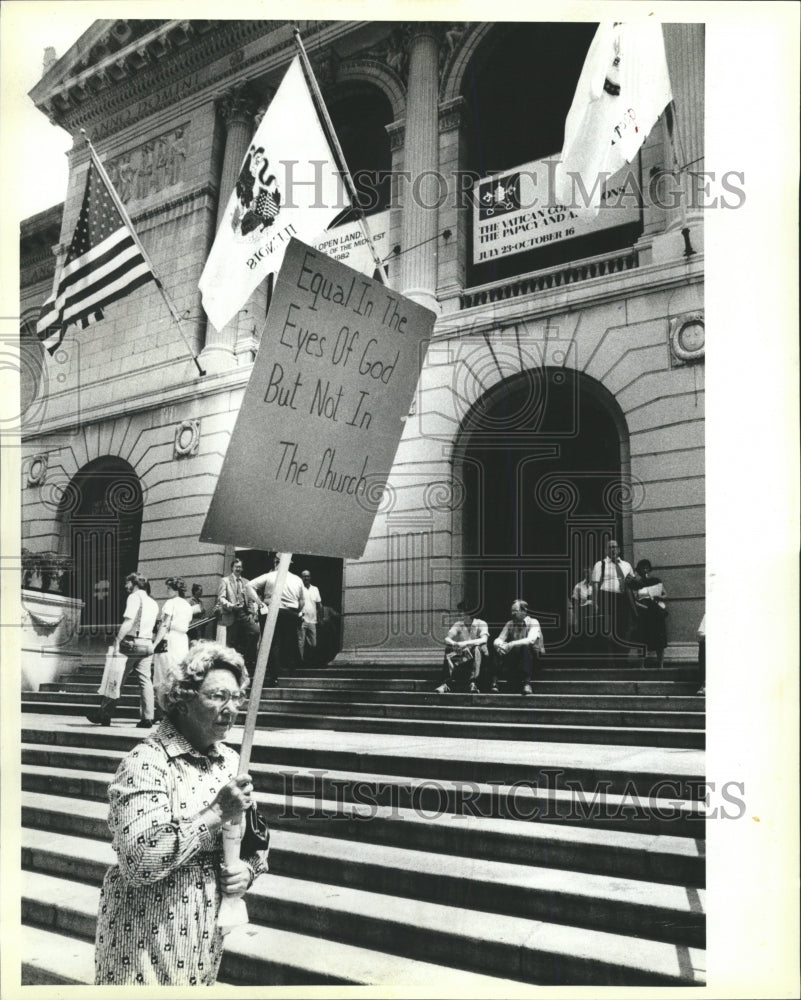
left=86, top=572, right=159, bottom=728
left=250, top=553, right=305, bottom=687
left=215, top=559, right=260, bottom=673
left=591, top=539, right=636, bottom=664
left=298, top=570, right=323, bottom=666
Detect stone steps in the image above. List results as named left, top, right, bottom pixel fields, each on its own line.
left=39, top=680, right=703, bottom=710
left=21, top=836, right=704, bottom=986
left=21, top=699, right=702, bottom=748
left=19, top=650, right=705, bottom=987
left=28, top=688, right=704, bottom=728
left=21, top=761, right=705, bottom=876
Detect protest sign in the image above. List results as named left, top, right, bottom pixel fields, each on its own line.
left=200, top=238, right=436, bottom=558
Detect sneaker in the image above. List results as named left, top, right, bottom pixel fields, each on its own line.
left=85, top=711, right=110, bottom=726
left=136, top=720, right=153, bottom=729
left=521, top=684, right=533, bottom=696
left=435, top=683, right=450, bottom=694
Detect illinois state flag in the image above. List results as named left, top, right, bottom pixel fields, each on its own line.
left=199, top=57, right=348, bottom=332
left=555, top=21, right=672, bottom=214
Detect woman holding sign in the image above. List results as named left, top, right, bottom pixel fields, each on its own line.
left=93, top=641, right=268, bottom=986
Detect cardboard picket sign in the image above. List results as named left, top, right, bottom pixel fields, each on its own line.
left=200, top=238, right=436, bottom=558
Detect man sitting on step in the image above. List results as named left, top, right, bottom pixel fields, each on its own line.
left=436, top=603, right=489, bottom=694
left=493, top=599, right=545, bottom=696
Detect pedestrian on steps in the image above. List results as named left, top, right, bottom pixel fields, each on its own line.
left=86, top=572, right=159, bottom=728
left=93, top=640, right=268, bottom=986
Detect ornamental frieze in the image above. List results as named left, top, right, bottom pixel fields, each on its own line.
left=105, top=126, right=189, bottom=204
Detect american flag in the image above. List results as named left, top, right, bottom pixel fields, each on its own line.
left=36, top=161, right=158, bottom=354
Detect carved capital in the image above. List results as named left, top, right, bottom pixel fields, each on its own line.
left=217, top=86, right=261, bottom=127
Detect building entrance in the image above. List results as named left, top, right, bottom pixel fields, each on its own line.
left=457, top=367, right=631, bottom=652
left=58, top=457, right=144, bottom=636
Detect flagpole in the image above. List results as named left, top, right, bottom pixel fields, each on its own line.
left=217, top=551, right=292, bottom=934
left=291, top=29, right=390, bottom=286
left=80, top=130, right=207, bottom=375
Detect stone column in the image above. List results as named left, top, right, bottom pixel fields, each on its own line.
left=436, top=96, right=469, bottom=313
left=200, top=88, right=259, bottom=373
left=663, top=24, right=705, bottom=230
left=400, top=27, right=441, bottom=313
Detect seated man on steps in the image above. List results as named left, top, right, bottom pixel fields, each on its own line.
left=493, top=599, right=545, bottom=696
left=437, top=603, right=489, bottom=693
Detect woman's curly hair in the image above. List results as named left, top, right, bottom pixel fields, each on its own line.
left=164, top=576, right=187, bottom=597
left=156, top=640, right=248, bottom=716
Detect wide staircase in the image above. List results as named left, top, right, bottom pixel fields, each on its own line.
left=20, top=655, right=706, bottom=987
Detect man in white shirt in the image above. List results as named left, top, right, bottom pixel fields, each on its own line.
left=86, top=572, right=159, bottom=727
left=437, top=604, right=489, bottom=693
left=591, top=539, right=635, bottom=662
left=298, top=570, right=323, bottom=665
left=250, top=553, right=305, bottom=686
left=493, top=599, right=545, bottom=695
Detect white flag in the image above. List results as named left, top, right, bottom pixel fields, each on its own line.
left=555, top=21, right=672, bottom=214
left=199, top=57, right=349, bottom=331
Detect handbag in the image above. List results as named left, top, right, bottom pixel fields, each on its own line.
left=98, top=646, right=127, bottom=699
left=119, top=593, right=155, bottom=657
left=240, top=802, right=270, bottom=856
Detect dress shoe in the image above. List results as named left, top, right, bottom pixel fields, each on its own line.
left=86, top=710, right=110, bottom=726
left=435, top=683, right=450, bottom=694
left=489, top=685, right=499, bottom=694
left=521, top=684, right=533, bottom=696
left=136, top=719, right=154, bottom=729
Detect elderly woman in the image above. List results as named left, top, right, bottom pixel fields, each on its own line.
left=94, top=641, right=268, bottom=986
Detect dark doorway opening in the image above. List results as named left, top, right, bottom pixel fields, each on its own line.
left=235, top=549, right=344, bottom=663
left=457, top=368, right=628, bottom=651
left=59, top=457, right=144, bottom=636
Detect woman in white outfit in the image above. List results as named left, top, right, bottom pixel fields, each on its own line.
left=154, top=577, right=194, bottom=668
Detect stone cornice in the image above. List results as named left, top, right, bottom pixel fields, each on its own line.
left=31, top=20, right=367, bottom=142
left=33, top=20, right=283, bottom=136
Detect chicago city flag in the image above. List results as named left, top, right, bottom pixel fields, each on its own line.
left=555, top=21, right=672, bottom=214
left=199, top=57, right=348, bottom=332
left=36, top=160, right=158, bottom=354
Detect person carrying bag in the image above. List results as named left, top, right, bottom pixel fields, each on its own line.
left=86, top=572, right=159, bottom=729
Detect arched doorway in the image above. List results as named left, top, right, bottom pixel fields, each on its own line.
left=455, top=367, right=633, bottom=652
left=58, top=457, right=144, bottom=635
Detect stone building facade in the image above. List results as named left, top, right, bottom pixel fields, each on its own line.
left=20, top=19, right=705, bottom=665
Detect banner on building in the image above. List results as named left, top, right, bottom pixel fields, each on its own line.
left=200, top=238, right=435, bottom=559
left=312, top=210, right=391, bottom=274
left=472, top=158, right=639, bottom=265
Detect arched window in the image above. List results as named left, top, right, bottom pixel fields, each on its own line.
left=328, top=86, right=393, bottom=222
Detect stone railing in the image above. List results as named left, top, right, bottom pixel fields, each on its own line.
left=458, top=247, right=640, bottom=310
left=21, top=589, right=84, bottom=691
